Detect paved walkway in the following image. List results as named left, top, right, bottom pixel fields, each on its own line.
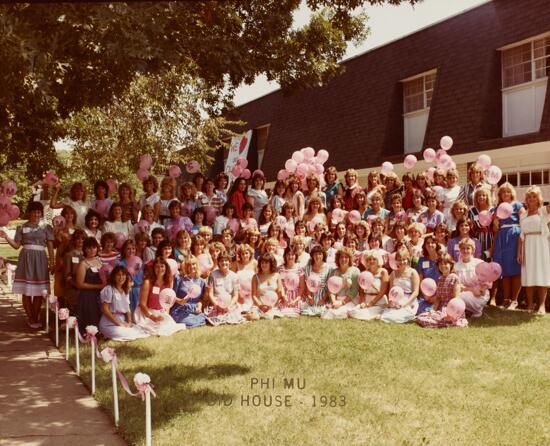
left=0, top=290, right=126, bottom=446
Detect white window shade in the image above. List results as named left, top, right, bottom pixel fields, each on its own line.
left=404, top=109, right=429, bottom=154
left=502, top=78, right=547, bottom=136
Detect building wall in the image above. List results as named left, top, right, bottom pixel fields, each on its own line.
left=229, top=0, right=550, bottom=180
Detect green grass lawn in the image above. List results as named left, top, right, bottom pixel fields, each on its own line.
left=67, top=308, right=550, bottom=446
left=0, top=244, right=20, bottom=261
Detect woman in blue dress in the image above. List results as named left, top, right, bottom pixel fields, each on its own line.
left=171, top=257, right=207, bottom=328
left=492, top=183, right=524, bottom=309
left=117, top=239, right=143, bottom=319
left=416, top=235, right=442, bottom=314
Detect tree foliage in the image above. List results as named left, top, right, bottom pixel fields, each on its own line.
left=0, top=0, right=421, bottom=178
left=64, top=67, right=239, bottom=184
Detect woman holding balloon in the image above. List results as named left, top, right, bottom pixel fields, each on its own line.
left=301, top=246, right=332, bottom=316
left=171, top=258, right=207, bottom=327
left=0, top=201, right=55, bottom=328
left=321, top=248, right=360, bottom=319
left=349, top=252, right=389, bottom=320
left=250, top=253, right=284, bottom=319
left=278, top=248, right=305, bottom=317
left=134, top=257, right=186, bottom=336
left=492, top=182, right=524, bottom=309
left=517, top=186, right=550, bottom=314
left=468, top=187, right=494, bottom=261
left=455, top=239, right=490, bottom=317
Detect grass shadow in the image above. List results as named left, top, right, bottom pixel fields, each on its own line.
left=469, top=306, right=540, bottom=327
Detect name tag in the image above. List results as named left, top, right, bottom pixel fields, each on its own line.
left=454, top=245, right=460, bottom=251
left=421, top=216, right=427, bottom=223
left=72, top=257, right=79, bottom=264
left=484, top=250, right=491, bottom=258
left=23, top=227, right=31, bottom=234
left=178, top=254, right=184, bottom=261
left=91, top=267, right=99, bottom=273
left=152, top=286, right=160, bottom=294
left=422, top=261, right=430, bottom=269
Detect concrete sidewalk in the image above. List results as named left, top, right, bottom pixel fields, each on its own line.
left=0, top=292, right=126, bottom=446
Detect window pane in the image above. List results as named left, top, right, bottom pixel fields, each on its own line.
left=506, top=173, right=518, bottom=186
left=531, top=171, right=542, bottom=185
left=405, top=94, right=424, bottom=113
left=535, top=55, right=550, bottom=79
left=520, top=172, right=530, bottom=186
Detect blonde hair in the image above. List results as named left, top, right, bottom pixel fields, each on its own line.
left=524, top=185, right=544, bottom=207
left=446, top=168, right=459, bottom=179
left=236, top=243, right=254, bottom=262
left=335, top=247, right=354, bottom=267
left=497, top=182, right=517, bottom=204
left=458, top=237, right=475, bottom=250
left=468, top=164, right=485, bottom=181
left=407, top=222, right=426, bottom=235
left=473, top=187, right=493, bottom=208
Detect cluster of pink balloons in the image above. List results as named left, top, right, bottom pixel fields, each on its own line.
left=42, top=171, right=59, bottom=186
left=420, top=136, right=455, bottom=174
left=475, top=261, right=502, bottom=283
left=136, top=154, right=152, bottom=182
left=186, top=160, right=200, bottom=174
left=231, top=156, right=251, bottom=179
left=278, top=147, right=329, bottom=184
left=0, top=180, right=20, bottom=226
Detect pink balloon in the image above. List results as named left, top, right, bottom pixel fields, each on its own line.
left=478, top=210, right=493, bottom=227
left=235, top=157, right=248, bottom=168
left=381, top=161, right=394, bottom=175
left=106, top=179, right=117, bottom=194
left=404, top=154, right=417, bottom=170
left=420, top=278, right=437, bottom=297
left=227, top=218, right=240, bottom=234
left=283, top=272, right=300, bottom=291
left=197, top=254, right=212, bottom=274
left=426, top=167, right=436, bottom=180
left=348, top=210, right=361, bottom=225
left=277, top=169, right=289, bottom=181
left=327, top=276, right=343, bottom=294
left=166, top=258, right=179, bottom=276
left=487, top=262, right=502, bottom=281
left=187, top=283, right=201, bottom=299
left=358, top=271, right=375, bottom=290
left=115, top=232, right=127, bottom=250
left=388, top=252, right=398, bottom=270
left=126, top=256, right=142, bottom=275
left=139, top=154, right=153, bottom=170
left=99, top=264, right=114, bottom=284
left=446, top=297, right=465, bottom=320
left=438, top=153, right=453, bottom=169
left=292, top=151, right=305, bottom=164
left=301, top=147, right=315, bottom=159
left=252, top=170, right=264, bottom=178
left=8, top=205, right=20, bottom=220
left=185, top=160, right=200, bottom=173
left=475, top=261, right=492, bottom=282
left=43, top=171, right=59, bottom=186
left=136, top=219, right=150, bottom=233
left=440, top=136, right=453, bottom=151
left=331, top=208, right=346, bottom=224
left=296, top=163, right=308, bottom=176
left=2, top=180, right=17, bottom=197
left=53, top=215, right=66, bottom=229
left=423, top=148, right=436, bottom=162
left=388, top=286, right=404, bottom=304
left=231, top=165, right=243, bottom=177
left=241, top=168, right=251, bottom=179
left=306, top=276, right=321, bottom=293
left=168, top=165, right=182, bottom=178
left=136, top=168, right=149, bottom=182
left=496, top=202, right=513, bottom=220
left=285, top=159, right=297, bottom=173
left=317, top=149, right=329, bottom=164
left=279, top=239, right=287, bottom=249
left=486, top=165, right=502, bottom=185
left=159, top=288, right=176, bottom=310
left=313, top=163, right=324, bottom=175
left=477, top=155, right=491, bottom=170
left=261, top=290, right=278, bottom=307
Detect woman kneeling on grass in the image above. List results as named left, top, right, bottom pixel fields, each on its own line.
left=251, top=253, right=284, bottom=320
left=349, top=252, right=389, bottom=320
left=380, top=247, right=419, bottom=324
left=455, top=238, right=489, bottom=318
left=134, top=257, right=186, bottom=336
left=99, top=266, right=149, bottom=341
left=321, top=248, right=360, bottom=319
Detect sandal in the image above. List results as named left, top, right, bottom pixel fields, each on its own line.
left=537, top=306, right=546, bottom=316
left=508, top=300, right=518, bottom=310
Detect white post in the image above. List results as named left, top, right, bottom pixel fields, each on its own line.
left=65, top=322, right=70, bottom=361
left=145, top=390, right=152, bottom=446
left=43, top=291, right=49, bottom=333
left=74, top=325, right=80, bottom=376
left=55, top=304, right=59, bottom=347
left=112, top=362, right=119, bottom=427
left=91, top=338, right=96, bottom=395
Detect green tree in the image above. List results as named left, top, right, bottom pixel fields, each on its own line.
left=0, top=0, right=421, bottom=177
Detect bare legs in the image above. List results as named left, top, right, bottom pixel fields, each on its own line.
left=500, top=275, right=521, bottom=309
left=21, top=295, right=43, bottom=326
left=525, top=286, right=547, bottom=314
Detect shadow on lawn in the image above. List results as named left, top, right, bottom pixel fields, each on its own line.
left=469, top=306, right=540, bottom=327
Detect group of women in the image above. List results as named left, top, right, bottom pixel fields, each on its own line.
left=2, top=161, right=548, bottom=337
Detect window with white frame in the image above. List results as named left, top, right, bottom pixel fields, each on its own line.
left=501, top=34, right=549, bottom=137
left=499, top=167, right=550, bottom=201
left=402, top=71, right=436, bottom=154
left=255, top=125, right=270, bottom=169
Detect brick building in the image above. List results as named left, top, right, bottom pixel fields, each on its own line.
left=227, top=0, right=550, bottom=199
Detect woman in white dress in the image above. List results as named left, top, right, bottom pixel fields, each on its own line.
left=349, top=252, right=389, bottom=320
left=99, top=266, right=149, bottom=341
left=517, top=186, right=550, bottom=314
left=455, top=238, right=489, bottom=317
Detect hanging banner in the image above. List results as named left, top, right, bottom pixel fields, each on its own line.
left=225, top=130, right=252, bottom=181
